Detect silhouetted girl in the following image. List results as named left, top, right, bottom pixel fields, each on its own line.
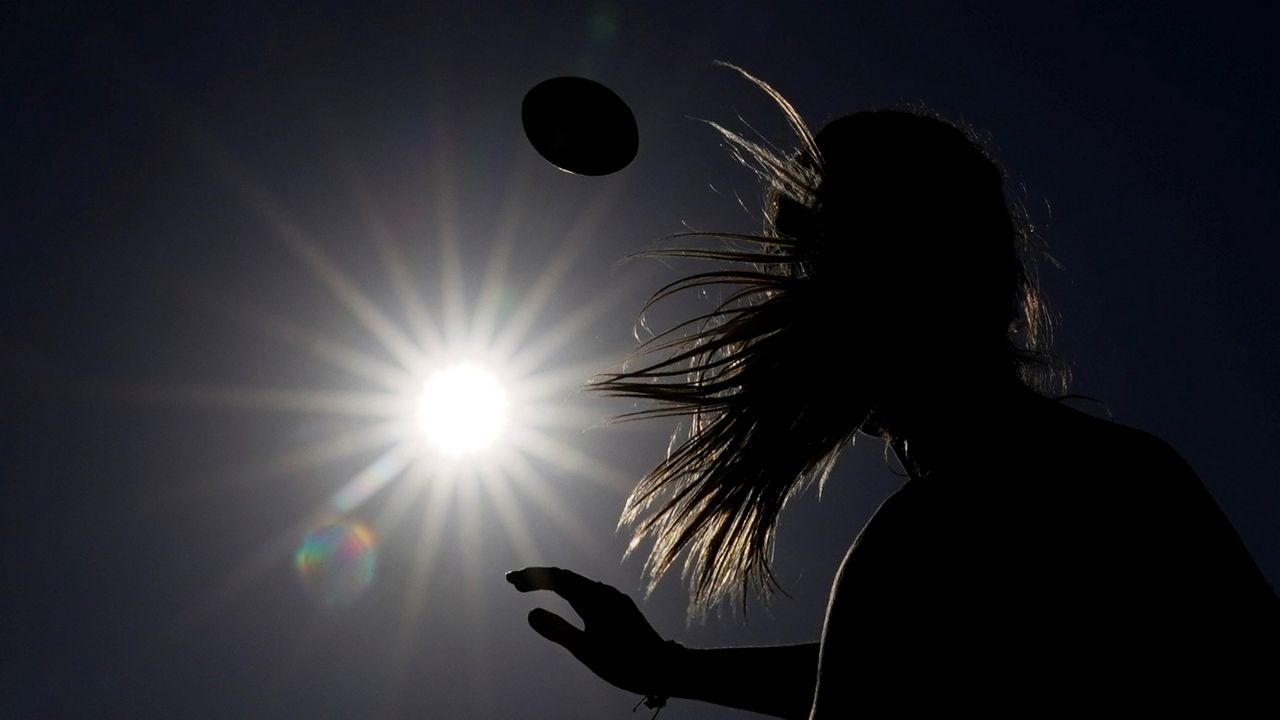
left=509, top=67, right=1278, bottom=717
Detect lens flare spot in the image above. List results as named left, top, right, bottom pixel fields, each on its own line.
left=295, top=521, right=376, bottom=606
left=417, top=364, right=508, bottom=455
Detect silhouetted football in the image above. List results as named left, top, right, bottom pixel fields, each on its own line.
left=522, top=77, right=638, bottom=176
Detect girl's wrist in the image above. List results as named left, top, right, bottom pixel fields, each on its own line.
left=653, top=639, right=688, bottom=699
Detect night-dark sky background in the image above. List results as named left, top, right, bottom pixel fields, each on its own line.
left=5, top=2, right=1278, bottom=718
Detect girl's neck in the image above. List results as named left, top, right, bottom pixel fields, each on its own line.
left=876, top=376, right=1042, bottom=481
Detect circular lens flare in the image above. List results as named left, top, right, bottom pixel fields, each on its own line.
left=417, top=364, right=508, bottom=455
left=295, top=520, right=377, bottom=606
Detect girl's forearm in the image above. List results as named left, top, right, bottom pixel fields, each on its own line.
left=659, top=641, right=819, bottom=719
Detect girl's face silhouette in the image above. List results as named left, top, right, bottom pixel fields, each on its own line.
left=788, top=112, right=1021, bottom=406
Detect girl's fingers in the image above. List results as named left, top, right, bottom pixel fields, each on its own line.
left=527, top=608, right=589, bottom=659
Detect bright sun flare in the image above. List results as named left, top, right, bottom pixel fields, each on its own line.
left=183, top=127, right=639, bottom=615
left=417, top=364, right=508, bottom=455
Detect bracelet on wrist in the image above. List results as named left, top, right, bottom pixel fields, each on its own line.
left=633, top=640, right=685, bottom=718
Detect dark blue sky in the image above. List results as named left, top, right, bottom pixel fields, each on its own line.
left=5, top=2, right=1278, bottom=717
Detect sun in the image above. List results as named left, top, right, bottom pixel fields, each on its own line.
left=174, top=122, right=643, bottom=625
left=417, top=364, right=508, bottom=455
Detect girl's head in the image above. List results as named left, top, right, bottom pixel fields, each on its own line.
left=771, top=109, right=1045, bottom=408
left=595, top=67, right=1062, bottom=614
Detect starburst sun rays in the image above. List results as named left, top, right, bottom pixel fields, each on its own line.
left=161, top=126, right=644, bottom=624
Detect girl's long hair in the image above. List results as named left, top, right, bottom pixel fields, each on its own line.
left=592, top=65, right=1063, bottom=615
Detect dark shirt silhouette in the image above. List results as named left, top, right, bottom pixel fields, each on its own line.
left=814, top=390, right=1278, bottom=715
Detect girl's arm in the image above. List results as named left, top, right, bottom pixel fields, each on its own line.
left=508, top=567, right=818, bottom=719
